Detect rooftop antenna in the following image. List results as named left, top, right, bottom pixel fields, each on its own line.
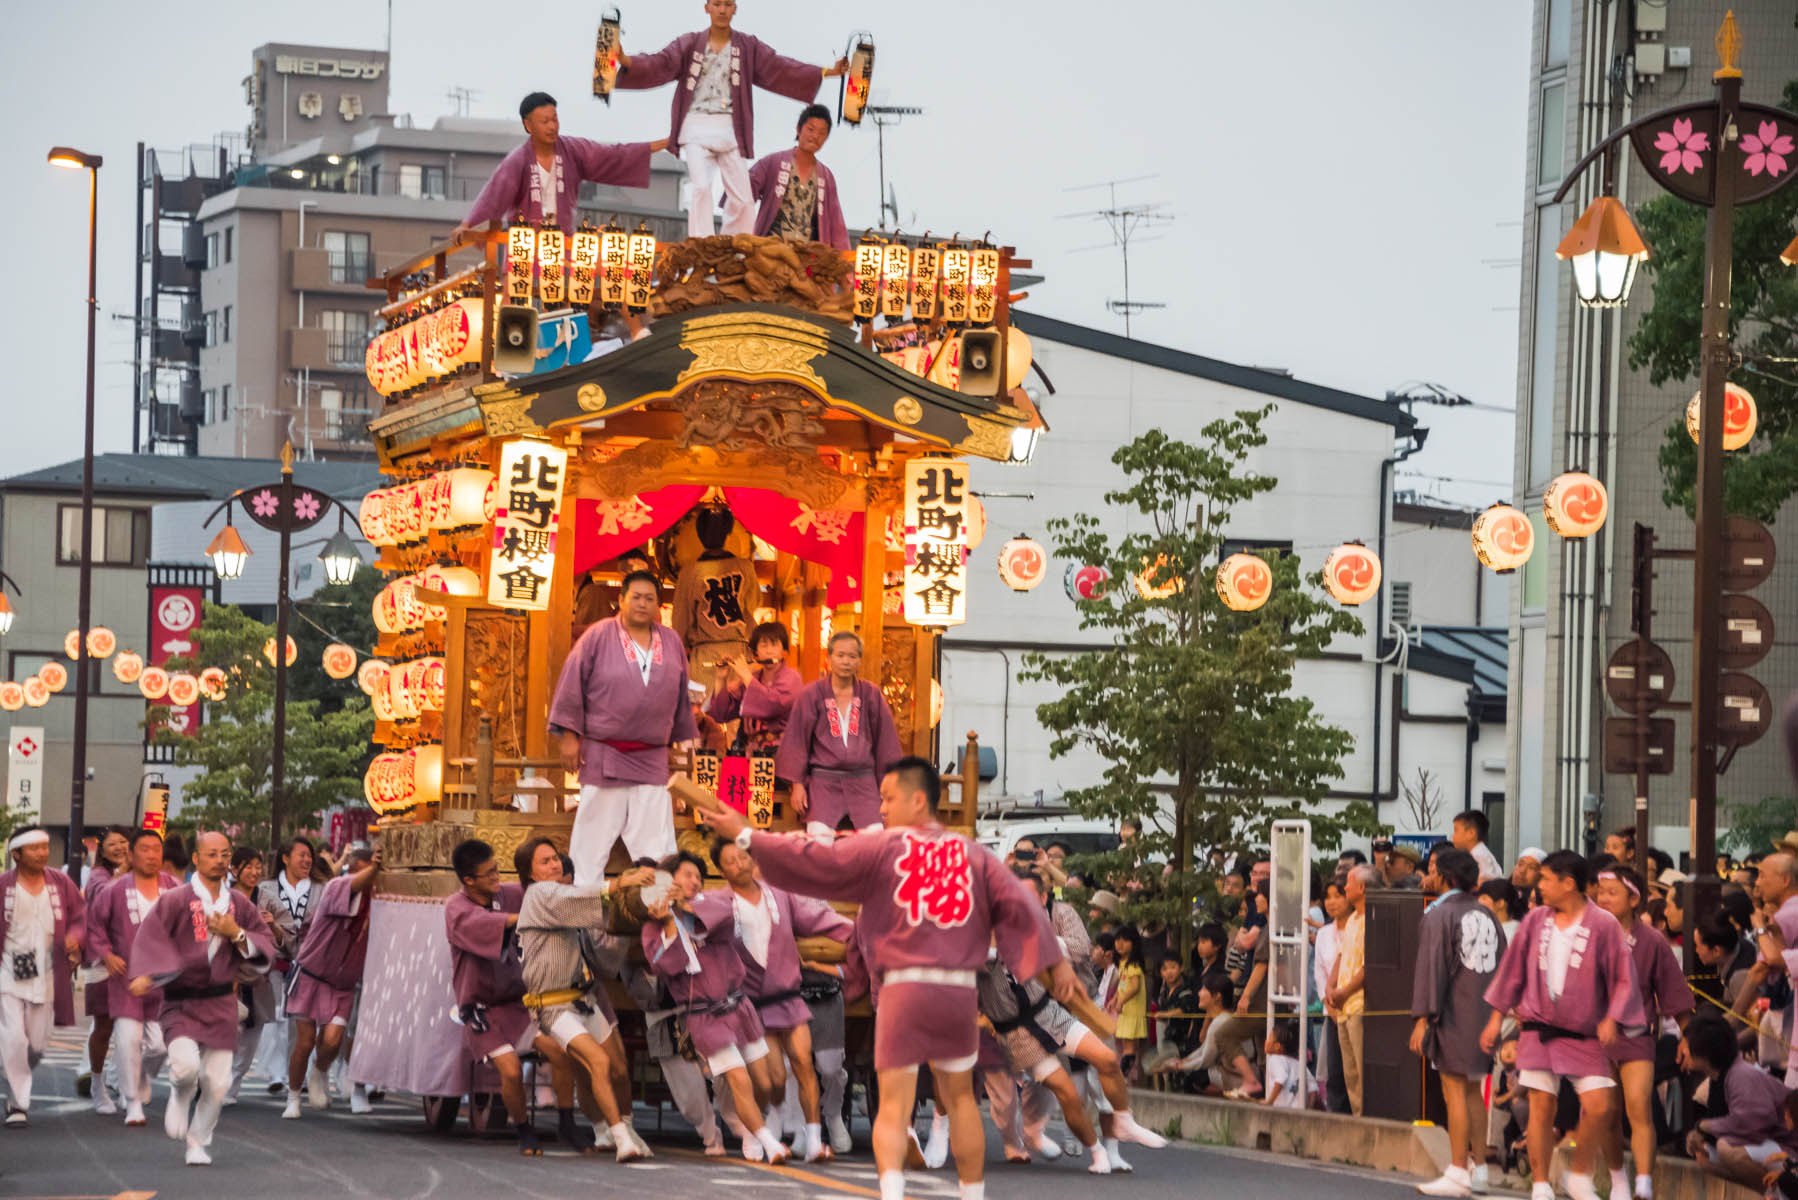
left=1060, top=175, right=1174, bottom=338
left=865, top=103, right=923, bottom=230
left=446, top=86, right=481, bottom=118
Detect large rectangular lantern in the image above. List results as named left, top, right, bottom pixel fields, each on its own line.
left=909, top=245, right=941, bottom=321
left=487, top=439, right=568, bottom=611
left=939, top=247, right=970, bottom=323
left=902, top=457, right=970, bottom=627
left=537, top=228, right=566, bottom=306
left=569, top=229, right=600, bottom=305
left=505, top=225, right=536, bottom=303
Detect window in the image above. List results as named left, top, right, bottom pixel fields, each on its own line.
left=202, top=388, right=216, bottom=422
left=421, top=165, right=446, bottom=200
left=1543, top=0, right=1571, bottom=69
left=203, top=310, right=218, bottom=348
left=223, top=227, right=233, bottom=263
left=205, top=232, right=221, bottom=269
left=322, top=230, right=372, bottom=284
left=316, top=384, right=368, bottom=441
left=398, top=164, right=422, bottom=199
left=221, top=305, right=232, bottom=344
left=219, top=383, right=231, bottom=421
left=318, top=309, right=370, bottom=366
left=1537, top=80, right=1567, bottom=189
left=57, top=504, right=150, bottom=567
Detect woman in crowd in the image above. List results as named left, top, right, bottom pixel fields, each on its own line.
left=79, top=826, right=132, bottom=1112
left=1476, top=880, right=1522, bottom=944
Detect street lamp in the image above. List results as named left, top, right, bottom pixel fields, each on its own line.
left=1547, top=12, right=1798, bottom=920
left=48, top=144, right=102, bottom=872
left=0, top=571, right=20, bottom=636
left=199, top=442, right=359, bottom=844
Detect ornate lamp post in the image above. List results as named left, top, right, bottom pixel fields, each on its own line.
left=199, top=442, right=362, bottom=844
left=1547, top=14, right=1798, bottom=901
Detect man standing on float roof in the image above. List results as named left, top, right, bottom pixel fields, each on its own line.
left=749, top=104, right=851, bottom=250
left=455, top=92, right=667, bottom=238
left=614, top=0, right=848, bottom=239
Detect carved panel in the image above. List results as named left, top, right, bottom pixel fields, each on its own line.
left=454, top=608, right=530, bottom=773
left=482, top=393, right=543, bottom=436
left=674, top=380, right=826, bottom=452
left=580, top=439, right=855, bottom=509
left=880, top=625, right=918, bottom=739
left=653, top=234, right=855, bottom=323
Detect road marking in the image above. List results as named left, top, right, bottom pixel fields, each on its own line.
left=662, top=1148, right=946, bottom=1200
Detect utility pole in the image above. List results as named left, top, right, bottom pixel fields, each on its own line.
left=863, top=104, right=922, bottom=229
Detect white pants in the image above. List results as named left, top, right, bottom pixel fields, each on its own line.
left=254, top=969, right=290, bottom=1081
left=0, top=992, right=51, bottom=1110
left=116, top=1017, right=168, bottom=1109
left=167, top=1038, right=233, bottom=1150
left=571, top=782, right=677, bottom=886
left=658, top=1051, right=720, bottom=1146
left=816, top=1046, right=847, bottom=1127
left=680, top=112, right=753, bottom=239
left=229, top=1022, right=263, bottom=1099
left=986, top=1071, right=1056, bottom=1155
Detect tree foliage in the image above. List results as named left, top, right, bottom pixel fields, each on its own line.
left=288, top=567, right=383, bottom=710
left=1019, top=408, right=1380, bottom=941
left=1631, top=79, right=1798, bottom=523
left=151, top=601, right=373, bottom=848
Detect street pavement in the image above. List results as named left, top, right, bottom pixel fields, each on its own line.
left=3, top=1031, right=1427, bottom=1199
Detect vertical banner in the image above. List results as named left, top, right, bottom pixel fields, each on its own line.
left=149, top=585, right=205, bottom=735
left=487, top=440, right=569, bottom=611
left=141, top=782, right=171, bottom=835
left=902, top=458, right=970, bottom=626
left=717, top=755, right=751, bottom=815
left=6, top=726, right=44, bottom=823
left=691, top=749, right=720, bottom=796
left=939, top=247, right=971, bottom=323
left=748, top=753, right=776, bottom=828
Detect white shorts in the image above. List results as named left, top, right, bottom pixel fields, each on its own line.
left=1028, top=1055, right=1063, bottom=1083
left=487, top=1043, right=516, bottom=1061
left=706, top=1037, right=770, bottom=1076
left=328, top=1015, right=349, bottom=1029
left=547, top=1007, right=617, bottom=1051
left=1519, top=1068, right=1614, bottom=1095
left=931, top=1052, right=979, bottom=1074
left=1060, top=1021, right=1093, bottom=1053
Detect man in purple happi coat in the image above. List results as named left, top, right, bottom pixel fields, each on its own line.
left=1481, top=850, right=1645, bottom=1200
left=445, top=838, right=575, bottom=1156
left=776, top=631, right=902, bottom=838
left=1, top=827, right=85, bottom=1126
left=127, top=832, right=275, bottom=1166
left=552, top=570, right=698, bottom=885
left=87, top=828, right=180, bottom=1126
left=748, top=104, right=850, bottom=250
left=643, top=848, right=788, bottom=1163
left=282, top=845, right=380, bottom=1119
left=455, top=92, right=666, bottom=239
left=616, top=0, right=847, bottom=239
left=705, top=759, right=1131, bottom=1200
left=705, top=836, right=852, bottom=1162
left=709, top=620, right=802, bottom=753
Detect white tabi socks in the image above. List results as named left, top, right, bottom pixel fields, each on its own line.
left=879, top=1171, right=905, bottom=1200
left=959, top=1181, right=985, bottom=1200
left=755, top=1124, right=789, bottom=1162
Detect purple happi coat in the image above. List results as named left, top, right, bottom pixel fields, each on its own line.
left=1608, top=920, right=1694, bottom=1064
left=1483, top=901, right=1645, bottom=1079
left=642, top=898, right=764, bottom=1057
left=462, top=137, right=655, bottom=236
left=775, top=678, right=902, bottom=830
left=617, top=29, right=824, bottom=158
left=746, top=824, right=1062, bottom=1070
left=748, top=150, right=849, bottom=250
left=81, top=864, right=115, bottom=1017
left=707, top=663, right=802, bottom=753
left=0, top=868, right=86, bottom=1026
left=127, top=881, right=274, bottom=1051
left=549, top=617, right=698, bottom=789
left=87, top=871, right=181, bottom=1022
left=445, top=883, right=533, bottom=1060
left=286, top=874, right=371, bottom=1022
left=694, top=882, right=852, bottom=1031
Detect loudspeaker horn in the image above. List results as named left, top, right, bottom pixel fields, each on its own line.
left=492, top=305, right=539, bottom=374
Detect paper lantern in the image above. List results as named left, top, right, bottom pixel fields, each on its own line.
left=138, top=667, right=169, bottom=700
left=853, top=237, right=884, bottom=320
left=1685, top=382, right=1758, bottom=452
left=505, top=225, right=536, bottom=302
left=443, top=468, right=497, bottom=528
left=365, top=752, right=412, bottom=813
left=1471, top=502, right=1535, bottom=573
left=38, top=661, right=68, bottom=692
left=0, top=682, right=22, bottom=712
left=1322, top=541, right=1382, bottom=606
left=369, top=675, right=396, bottom=723
left=1064, top=563, right=1110, bottom=601
left=1132, top=555, right=1183, bottom=601
left=964, top=496, right=987, bottom=550
left=997, top=535, right=1048, bottom=591
left=198, top=666, right=227, bottom=701
left=23, top=677, right=49, bottom=707
left=412, top=743, right=444, bottom=805
left=358, top=489, right=390, bottom=545
left=85, top=626, right=116, bottom=658
left=387, top=661, right=420, bottom=720
left=624, top=226, right=656, bottom=312
left=358, top=658, right=390, bottom=698
left=969, top=246, right=1001, bottom=324
left=394, top=574, right=427, bottom=629
left=420, top=472, right=454, bottom=531
left=1216, top=553, right=1274, bottom=612
left=1542, top=471, right=1609, bottom=538
left=537, top=227, right=566, bottom=306
left=112, top=651, right=144, bottom=684
left=372, top=582, right=399, bottom=634
left=419, top=657, right=446, bottom=712
left=166, top=673, right=200, bottom=707
left=569, top=228, right=599, bottom=305
left=929, top=678, right=943, bottom=729
left=322, top=643, right=358, bottom=680
left=64, top=630, right=81, bottom=660
left=262, top=636, right=298, bottom=667
left=881, top=242, right=910, bottom=320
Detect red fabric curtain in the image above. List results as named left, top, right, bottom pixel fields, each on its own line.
left=723, top=487, right=866, bottom=607
left=571, top=486, right=706, bottom=575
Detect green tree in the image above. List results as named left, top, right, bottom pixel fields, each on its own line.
left=151, top=602, right=373, bottom=848
left=1020, top=408, right=1380, bottom=947
left=289, top=566, right=383, bottom=710
left=1721, top=794, right=1794, bottom=858
left=1631, top=79, right=1798, bottom=523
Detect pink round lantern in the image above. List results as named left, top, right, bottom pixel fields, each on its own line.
left=1472, top=502, right=1535, bottom=573
left=23, top=678, right=49, bottom=708
left=0, top=682, right=23, bottom=712
left=322, top=643, right=358, bottom=680
left=198, top=666, right=228, bottom=701
left=166, top=673, right=201, bottom=707
left=38, top=661, right=69, bottom=693
left=997, top=535, right=1048, bottom=591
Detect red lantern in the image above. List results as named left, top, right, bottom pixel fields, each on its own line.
left=1472, top=502, right=1535, bottom=573
left=1064, top=563, right=1110, bottom=601
left=138, top=667, right=170, bottom=701
left=86, top=627, right=117, bottom=658
left=167, top=673, right=201, bottom=707
left=38, top=661, right=69, bottom=693
left=1322, top=542, right=1382, bottom=606
left=0, top=682, right=23, bottom=711
left=1685, top=382, right=1758, bottom=452
left=263, top=636, right=298, bottom=667
left=112, top=651, right=144, bottom=684
left=64, top=630, right=81, bottom=660
left=997, top=535, right=1048, bottom=591
left=358, top=658, right=390, bottom=697
left=22, top=677, right=49, bottom=707
left=358, top=489, right=390, bottom=545
left=1542, top=472, right=1609, bottom=539
left=322, top=643, right=358, bottom=680
left=1216, top=553, right=1273, bottom=612
left=419, top=657, right=447, bottom=712
left=1132, top=556, right=1182, bottom=600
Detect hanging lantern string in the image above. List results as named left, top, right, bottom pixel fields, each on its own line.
left=288, top=605, right=377, bottom=671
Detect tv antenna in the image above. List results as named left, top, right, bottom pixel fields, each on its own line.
left=865, top=104, right=923, bottom=230
left=1060, top=175, right=1173, bottom=338
left=446, top=86, right=481, bottom=118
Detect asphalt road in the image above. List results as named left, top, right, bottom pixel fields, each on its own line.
left=3, top=1031, right=1427, bottom=1200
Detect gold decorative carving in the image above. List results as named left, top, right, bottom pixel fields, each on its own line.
left=953, top=418, right=1016, bottom=462
left=675, top=380, right=826, bottom=452
left=880, top=626, right=917, bottom=736
left=676, top=329, right=829, bottom=392
left=583, top=439, right=854, bottom=509
left=1714, top=11, right=1742, bottom=78
left=653, top=234, right=856, bottom=323
left=577, top=383, right=607, bottom=412
left=482, top=393, right=542, bottom=436
left=456, top=609, right=529, bottom=778
left=892, top=396, right=923, bottom=426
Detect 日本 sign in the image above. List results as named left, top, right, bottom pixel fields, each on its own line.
left=903, top=458, right=970, bottom=627
left=487, top=440, right=568, bottom=612
left=7, top=725, right=44, bottom=822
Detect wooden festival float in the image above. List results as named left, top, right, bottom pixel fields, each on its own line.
left=344, top=220, right=1048, bottom=1128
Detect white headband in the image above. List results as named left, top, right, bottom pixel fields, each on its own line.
left=8, top=829, right=49, bottom=852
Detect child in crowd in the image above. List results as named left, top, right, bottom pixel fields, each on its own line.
left=1261, top=1020, right=1315, bottom=1110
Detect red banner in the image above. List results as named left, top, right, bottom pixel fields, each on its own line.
left=723, top=488, right=865, bottom=608
left=571, top=486, right=706, bottom=576
left=149, top=586, right=204, bottom=736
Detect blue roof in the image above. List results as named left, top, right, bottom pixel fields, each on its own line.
left=1415, top=626, right=1507, bottom=698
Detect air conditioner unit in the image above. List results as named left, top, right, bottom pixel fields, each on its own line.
left=1389, top=580, right=1413, bottom=627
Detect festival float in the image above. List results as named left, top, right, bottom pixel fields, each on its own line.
left=345, top=206, right=1047, bottom=1126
